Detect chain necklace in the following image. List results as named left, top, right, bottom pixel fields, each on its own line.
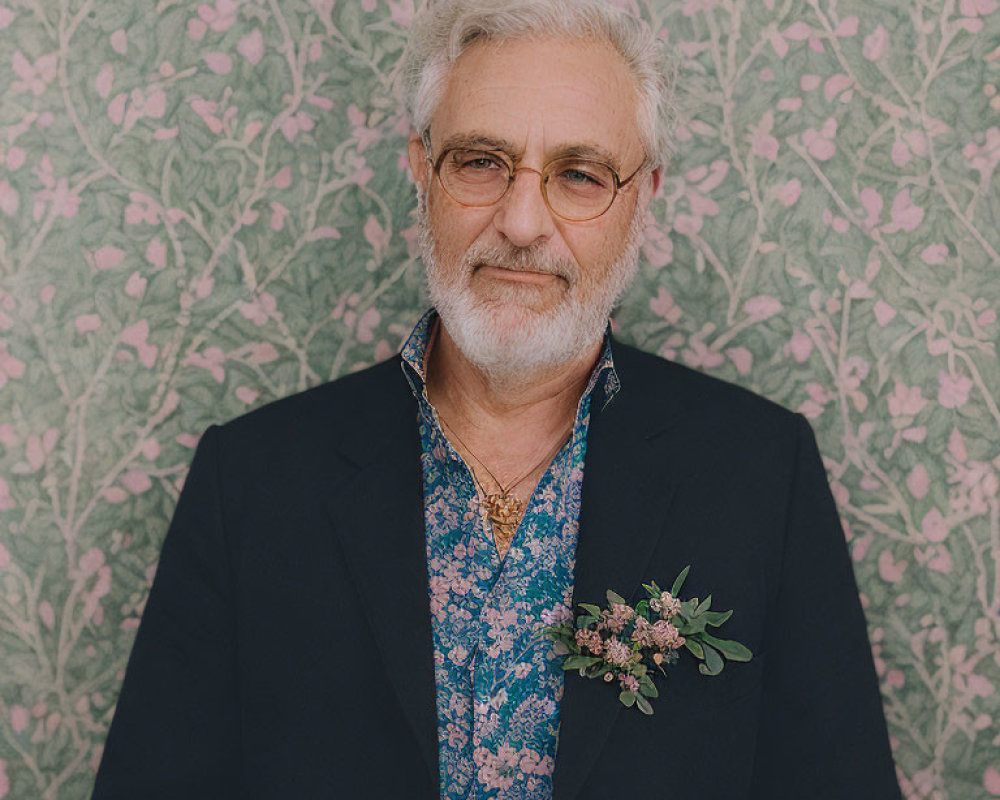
left=438, top=415, right=572, bottom=558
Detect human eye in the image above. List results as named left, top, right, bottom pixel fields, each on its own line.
left=552, top=160, right=612, bottom=193
left=450, top=149, right=507, bottom=172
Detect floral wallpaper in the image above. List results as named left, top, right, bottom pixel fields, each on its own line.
left=0, top=0, right=997, bottom=797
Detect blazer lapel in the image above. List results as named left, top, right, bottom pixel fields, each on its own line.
left=323, top=359, right=440, bottom=785
left=552, top=345, right=687, bottom=800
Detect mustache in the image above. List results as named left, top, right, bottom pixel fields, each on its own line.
left=463, top=243, right=576, bottom=282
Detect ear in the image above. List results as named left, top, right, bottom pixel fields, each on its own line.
left=638, top=166, right=662, bottom=213
left=408, top=133, right=430, bottom=194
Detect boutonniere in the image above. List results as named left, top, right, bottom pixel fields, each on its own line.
left=544, top=566, right=752, bottom=715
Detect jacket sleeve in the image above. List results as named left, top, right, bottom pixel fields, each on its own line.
left=749, top=415, right=902, bottom=799
left=91, top=425, right=240, bottom=800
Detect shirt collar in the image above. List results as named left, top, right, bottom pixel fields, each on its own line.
left=399, top=309, right=620, bottom=412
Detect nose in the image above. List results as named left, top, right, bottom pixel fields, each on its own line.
left=491, top=167, right=556, bottom=248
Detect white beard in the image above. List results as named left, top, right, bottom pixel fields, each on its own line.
left=417, top=196, right=644, bottom=386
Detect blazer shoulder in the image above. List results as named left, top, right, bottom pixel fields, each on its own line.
left=611, top=339, right=800, bottom=440
left=202, top=356, right=413, bottom=472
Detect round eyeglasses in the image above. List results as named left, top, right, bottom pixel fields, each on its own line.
left=427, top=147, right=643, bottom=222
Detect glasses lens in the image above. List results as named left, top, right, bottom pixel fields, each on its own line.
left=545, top=159, right=616, bottom=221
left=438, top=149, right=511, bottom=206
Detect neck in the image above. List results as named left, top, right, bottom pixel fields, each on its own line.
left=426, top=322, right=601, bottom=427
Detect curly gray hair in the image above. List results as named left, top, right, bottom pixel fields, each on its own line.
left=398, top=0, right=678, bottom=168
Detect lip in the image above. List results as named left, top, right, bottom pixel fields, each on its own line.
left=475, top=265, right=563, bottom=286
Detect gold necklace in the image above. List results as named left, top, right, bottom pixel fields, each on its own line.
left=438, top=415, right=572, bottom=558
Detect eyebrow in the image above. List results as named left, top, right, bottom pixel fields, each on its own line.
left=434, top=132, right=623, bottom=171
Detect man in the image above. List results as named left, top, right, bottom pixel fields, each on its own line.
left=92, top=1, right=902, bottom=798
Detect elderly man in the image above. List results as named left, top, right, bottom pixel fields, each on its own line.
left=92, top=1, right=902, bottom=798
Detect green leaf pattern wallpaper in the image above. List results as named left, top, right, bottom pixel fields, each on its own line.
left=0, top=0, right=998, bottom=796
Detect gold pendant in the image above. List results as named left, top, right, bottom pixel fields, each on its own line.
left=483, top=491, right=524, bottom=557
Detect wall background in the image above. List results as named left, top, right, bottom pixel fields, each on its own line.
left=0, top=0, right=997, bottom=797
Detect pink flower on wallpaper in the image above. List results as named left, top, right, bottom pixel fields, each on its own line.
left=238, top=29, right=264, bottom=65
left=9, top=706, right=27, bottom=734
left=859, top=188, right=882, bottom=229
left=0, top=343, right=26, bottom=388
left=784, top=329, right=812, bottom=362
left=235, top=386, right=259, bottom=405
left=145, top=236, right=166, bottom=267
left=269, top=202, right=289, bottom=231
left=387, top=0, right=414, bottom=26
left=121, top=470, right=152, bottom=494
left=641, top=221, right=674, bottom=268
left=120, top=320, right=158, bottom=368
left=198, top=0, right=238, bottom=32
left=920, top=244, right=949, bottom=264
left=190, top=97, right=238, bottom=136
left=823, top=74, right=852, bottom=103
left=96, top=63, right=113, bottom=98
left=751, top=111, right=778, bottom=161
left=0, top=7, right=13, bottom=29
left=279, top=111, right=315, bottom=142
left=985, top=765, right=1000, bottom=795
left=125, top=272, right=147, bottom=298
left=887, top=381, right=927, bottom=418
left=778, top=178, right=801, bottom=206
left=863, top=25, right=889, bottom=60
left=0, top=542, right=10, bottom=567
left=907, top=465, right=930, bottom=499
left=649, top=287, right=682, bottom=324
left=921, top=508, right=948, bottom=543
left=877, top=550, right=906, bottom=583
left=681, top=338, right=724, bottom=369
left=239, top=292, right=277, bottom=325
left=95, top=246, right=126, bottom=270
left=349, top=104, right=381, bottom=153
left=204, top=52, right=232, bottom=74
left=125, top=193, right=161, bottom=226
left=938, top=370, right=973, bottom=408
left=11, top=51, right=57, bottom=96
left=0, top=758, right=8, bottom=798
left=743, top=295, right=782, bottom=321
left=961, top=0, right=998, bottom=15
left=185, top=346, right=226, bottom=382
left=364, top=215, right=389, bottom=259
left=801, top=118, right=838, bottom=161
left=884, top=189, right=924, bottom=233
left=963, top=127, right=1000, bottom=181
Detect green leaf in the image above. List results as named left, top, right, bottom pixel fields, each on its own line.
left=606, top=589, right=627, bottom=605
left=671, top=566, right=691, bottom=596
left=684, top=639, right=705, bottom=659
left=703, top=609, right=733, bottom=627
left=695, top=595, right=713, bottom=615
left=578, top=603, right=603, bottom=617
left=638, top=675, right=658, bottom=697
left=702, top=633, right=753, bottom=662
left=562, top=655, right=601, bottom=670
left=699, top=643, right=724, bottom=676
left=576, top=615, right=597, bottom=629
left=642, top=583, right=657, bottom=596
left=635, top=694, right=654, bottom=715
left=635, top=599, right=650, bottom=619
left=619, top=690, right=636, bottom=707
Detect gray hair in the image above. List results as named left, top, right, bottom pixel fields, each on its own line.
left=398, top=0, right=678, bottom=168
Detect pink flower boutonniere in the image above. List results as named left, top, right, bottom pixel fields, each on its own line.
left=545, top=566, right=752, bottom=715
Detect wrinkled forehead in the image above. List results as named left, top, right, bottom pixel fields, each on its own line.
left=429, top=36, right=645, bottom=171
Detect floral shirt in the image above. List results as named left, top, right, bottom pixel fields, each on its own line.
left=400, top=310, right=620, bottom=800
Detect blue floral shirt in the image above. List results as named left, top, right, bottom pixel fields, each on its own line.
left=400, top=310, right=620, bottom=799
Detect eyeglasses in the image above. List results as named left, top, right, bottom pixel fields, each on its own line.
left=426, top=146, right=644, bottom=222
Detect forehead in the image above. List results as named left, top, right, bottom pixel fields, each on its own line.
left=430, top=36, right=642, bottom=167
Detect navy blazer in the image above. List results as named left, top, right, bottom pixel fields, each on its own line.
left=92, top=341, right=902, bottom=799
